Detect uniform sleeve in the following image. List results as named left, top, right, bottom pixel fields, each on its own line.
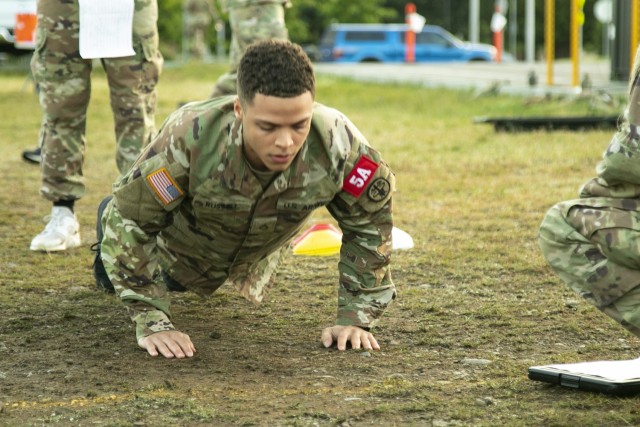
left=100, top=113, right=191, bottom=340
left=326, top=131, right=396, bottom=329
left=581, top=49, right=640, bottom=198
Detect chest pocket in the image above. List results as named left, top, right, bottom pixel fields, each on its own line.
left=191, top=196, right=254, bottom=234
left=249, top=216, right=278, bottom=234
left=274, top=197, right=330, bottom=243
left=276, top=197, right=333, bottom=224
left=253, top=197, right=332, bottom=249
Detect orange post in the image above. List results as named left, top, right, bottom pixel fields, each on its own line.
left=405, top=3, right=416, bottom=63
left=493, top=28, right=503, bottom=63
left=490, top=3, right=505, bottom=63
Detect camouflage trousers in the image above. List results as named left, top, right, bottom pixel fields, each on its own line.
left=185, top=10, right=212, bottom=60
left=210, top=2, right=288, bottom=97
left=539, top=198, right=640, bottom=336
left=186, top=25, right=210, bottom=60
left=31, top=0, right=163, bottom=202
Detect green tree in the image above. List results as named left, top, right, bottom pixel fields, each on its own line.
left=286, top=0, right=398, bottom=44
left=158, top=0, right=184, bottom=58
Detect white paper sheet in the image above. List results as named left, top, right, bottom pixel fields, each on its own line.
left=541, top=358, right=640, bottom=382
left=78, top=0, right=135, bottom=59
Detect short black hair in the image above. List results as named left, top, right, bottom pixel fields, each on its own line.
left=237, top=40, right=315, bottom=106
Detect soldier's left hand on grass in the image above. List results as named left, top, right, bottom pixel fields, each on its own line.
left=321, top=325, right=380, bottom=351
left=138, top=330, right=196, bottom=359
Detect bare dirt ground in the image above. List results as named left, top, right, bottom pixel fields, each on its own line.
left=3, top=237, right=639, bottom=426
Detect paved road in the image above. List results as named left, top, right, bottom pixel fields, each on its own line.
left=314, top=60, right=629, bottom=96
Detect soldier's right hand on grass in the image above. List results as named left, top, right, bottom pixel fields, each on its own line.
left=321, top=325, right=380, bottom=351
left=138, top=330, right=196, bottom=359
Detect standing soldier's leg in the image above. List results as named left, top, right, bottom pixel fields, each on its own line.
left=30, top=0, right=89, bottom=251
left=193, top=26, right=207, bottom=59
left=102, top=0, right=163, bottom=174
left=539, top=199, right=640, bottom=336
left=210, top=2, right=288, bottom=98
left=31, top=0, right=91, bottom=203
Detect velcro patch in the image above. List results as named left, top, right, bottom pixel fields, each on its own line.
left=368, top=178, right=391, bottom=202
left=343, top=155, right=379, bottom=198
left=147, top=167, right=183, bottom=205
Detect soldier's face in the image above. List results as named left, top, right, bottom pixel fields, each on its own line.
left=234, top=92, right=314, bottom=172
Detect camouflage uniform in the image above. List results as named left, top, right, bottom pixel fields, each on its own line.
left=100, top=96, right=396, bottom=341
left=184, top=0, right=215, bottom=60
left=31, top=0, right=163, bottom=203
left=210, top=0, right=289, bottom=97
left=539, top=46, right=640, bottom=336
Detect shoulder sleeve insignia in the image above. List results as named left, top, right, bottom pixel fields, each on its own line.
left=147, top=167, right=184, bottom=205
left=343, top=155, right=379, bottom=198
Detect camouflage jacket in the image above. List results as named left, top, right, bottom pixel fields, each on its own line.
left=580, top=53, right=640, bottom=199
left=100, top=96, right=396, bottom=340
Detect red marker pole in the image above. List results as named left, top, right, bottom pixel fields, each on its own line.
left=492, top=5, right=504, bottom=63
left=405, top=3, right=416, bottom=63
left=493, top=30, right=503, bottom=63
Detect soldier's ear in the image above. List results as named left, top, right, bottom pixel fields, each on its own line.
left=233, top=97, right=243, bottom=120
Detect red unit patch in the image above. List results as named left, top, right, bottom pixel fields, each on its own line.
left=343, top=155, right=379, bottom=197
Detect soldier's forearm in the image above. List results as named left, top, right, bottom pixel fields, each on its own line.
left=336, top=280, right=396, bottom=328
left=129, top=308, right=176, bottom=341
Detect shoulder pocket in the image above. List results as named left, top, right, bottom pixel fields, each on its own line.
left=29, top=27, right=47, bottom=82
left=357, top=162, right=395, bottom=213
left=140, top=155, right=186, bottom=210
left=114, top=153, right=185, bottom=222
left=339, top=158, right=395, bottom=213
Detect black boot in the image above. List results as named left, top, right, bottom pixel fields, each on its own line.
left=161, top=271, right=187, bottom=292
left=21, top=147, right=41, bottom=164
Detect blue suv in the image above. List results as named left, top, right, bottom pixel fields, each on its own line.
left=319, top=23, right=496, bottom=63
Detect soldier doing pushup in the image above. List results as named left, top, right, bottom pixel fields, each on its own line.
left=93, top=40, right=397, bottom=359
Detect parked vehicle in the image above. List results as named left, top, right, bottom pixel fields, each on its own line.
left=319, top=23, right=496, bottom=63
left=0, top=0, right=37, bottom=51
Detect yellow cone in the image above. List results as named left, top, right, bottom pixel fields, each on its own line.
left=291, top=224, right=342, bottom=256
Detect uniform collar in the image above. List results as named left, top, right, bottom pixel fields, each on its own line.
left=219, top=118, right=314, bottom=197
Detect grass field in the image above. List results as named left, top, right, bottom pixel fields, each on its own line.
left=1, top=60, right=639, bottom=426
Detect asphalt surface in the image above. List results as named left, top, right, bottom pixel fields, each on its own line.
left=314, top=59, right=629, bottom=97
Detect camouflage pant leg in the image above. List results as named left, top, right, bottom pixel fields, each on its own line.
left=228, top=3, right=288, bottom=69
left=210, top=2, right=288, bottom=98
left=603, top=285, right=640, bottom=337
left=190, top=27, right=208, bottom=59
left=539, top=199, right=640, bottom=332
left=210, top=71, right=239, bottom=98
left=102, top=0, right=162, bottom=174
left=186, top=21, right=210, bottom=59
left=30, top=0, right=91, bottom=202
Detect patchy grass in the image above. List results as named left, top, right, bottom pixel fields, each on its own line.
left=0, top=60, right=638, bottom=426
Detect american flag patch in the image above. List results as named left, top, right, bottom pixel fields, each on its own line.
left=147, top=168, right=183, bottom=205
